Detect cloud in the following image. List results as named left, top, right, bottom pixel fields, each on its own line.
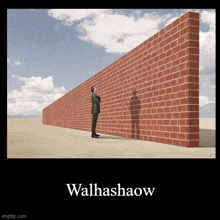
left=199, top=10, right=215, bottom=72
left=77, top=11, right=175, bottom=53
left=199, top=95, right=215, bottom=107
left=47, top=9, right=215, bottom=75
left=7, top=59, right=22, bottom=66
left=199, top=72, right=215, bottom=108
left=209, top=85, right=215, bottom=89
left=200, top=73, right=215, bottom=88
left=47, top=9, right=176, bottom=53
left=198, top=10, right=216, bottom=108
left=201, top=10, right=215, bottom=30
left=47, top=9, right=110, bottom=26
left=89, top=71, right=95, bottom=75
left=14, top=61, right=22, bottom=66
left=7, top=75, right=66, bottom=116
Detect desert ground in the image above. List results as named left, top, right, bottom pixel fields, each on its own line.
left=7, top=118, right=215, bottom=158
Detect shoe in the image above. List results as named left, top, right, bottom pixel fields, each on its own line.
left=95, top=133, right=100, bottom=137
left=91, top=134, right=99, bottom=138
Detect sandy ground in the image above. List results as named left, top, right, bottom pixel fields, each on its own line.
left=7, top=118, right=216, bottom=158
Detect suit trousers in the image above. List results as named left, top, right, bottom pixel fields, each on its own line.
left=92, top=114, right=98, bottom=134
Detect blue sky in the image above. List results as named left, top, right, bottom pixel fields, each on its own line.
left=7, top=9, right=215, bottom=117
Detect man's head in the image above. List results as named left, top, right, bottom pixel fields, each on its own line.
left=133, top=90, right=137, bottom=96
left=91, top=86, right=97, bottom=93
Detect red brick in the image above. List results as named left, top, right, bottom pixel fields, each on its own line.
left=186, top=90, right=199, bottom=97
left=166, top=49, right=172, bottom=57
left=173, top=139, right=181, bottom=146
left=180, top=13, right=189, bottom=22
left=172, top=45, right=180, bottom=54
left=178, top=140, right=189, bottom=147
left=170, top=79, right=178, bottom=87
left=159, top=29, right=165, bottom=36
left=188, top=26, right=199, bottom=33
left=166, top=100, right=172, bottom=106
left=173, top=18, right=180, bottom=27
left=185, top=76, right=199, bottom=83
left=180, top=112, right=189, bottom=119
left=180, top=69, right=199, bottom=77
left=188, top=111, right=199, bottom=118
left=165, top=139, right=173, bottom=145
left=186, top=48, right=199, bottom=55
left=186, top=61, right=199, bottom=69
left=185, top=119, right=199, bottom=126
left=166, top=126, right=172, bottom=131
left=164, top=57, right=170, bottom=64
left=186, top=19, right=199, bottom=26
left=170, top=120, right=178, bottom=125
left=185, top=33, right=199, bottom=41
left=171, top=26, right=178, bottom=35
left=178, top=133, right=185, bottom=139
left=186, top=40, right=199, bottom=48
left=181, top=27, right=190, bottom=36
left=170, top=66, right=178, bottom=74
left=189, top=126, right=199, bottom=133
left=164, top=132, right=170, bottom=138
left=178, top=119, right=185, bottom=126
left=167, top=113, right=173, bottom=119
left=178, top=91, right=186, bottom=98
left=188, top=140, right=200, bottom=147
left=166, top=62, right=172, bottom=69
left=172, top=85, right=179, bottom=93
left=164, top=30, right=171, bottom=39
left=187, top=12, right=199, bottom=19
left=178, top=105, right=185, bottom=112
left=188, top=55, right=199, bottom=62
left=173, top=31, right=180, bottom=40
left=164, top=44, right=170, bottom=52
left=158, top=137, right=166, bottom=143
left=166, top=87, right=172, bottom=94
left=178, top=49, right=186, bottom=58
left=166, top=36, right=173, bottom=45
left=179, top=56, right=188, bottom=64
left=185, top=133, right=199, bottom=140
left=178, top=63, right=185, bottom=71
left=181, top=97, right=199, bottom=105
left=157, top=35, right=163, bottom=43
left=178, top=35, right=185, bottom=44
left=171, top=132, right=177, bottom=138
left=172, top=113, right=179, bottom=118
left=165, top=23, right=173, bottom=32
left=185, top=104, right=199, bottom=111
left=163, top=107, right=170, bottom=113
left=164, top=120, right=169, bottom=125
left=178, top=21, right=186, bottom=31
left=186, top=80, right=199, bottom=89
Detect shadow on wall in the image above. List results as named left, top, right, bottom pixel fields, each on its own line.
left=130, top=90, right=140, bottom=139
left=199, top=129, right=216, bottom=148
left=128, top=90, right=216, bottom=148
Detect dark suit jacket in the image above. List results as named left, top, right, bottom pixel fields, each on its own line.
left=91, top=92, right=101, bottom=114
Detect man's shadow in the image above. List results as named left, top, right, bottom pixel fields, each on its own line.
left=130, top=90, right=140, bottom=139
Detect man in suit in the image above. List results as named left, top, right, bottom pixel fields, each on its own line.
left=91, top=86, right=101, bottom=138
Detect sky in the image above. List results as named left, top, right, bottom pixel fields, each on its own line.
left=7, top=9, right=216, bottom=118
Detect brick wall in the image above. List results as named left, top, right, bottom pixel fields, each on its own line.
left=42, top=11, right=200, bottom=147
